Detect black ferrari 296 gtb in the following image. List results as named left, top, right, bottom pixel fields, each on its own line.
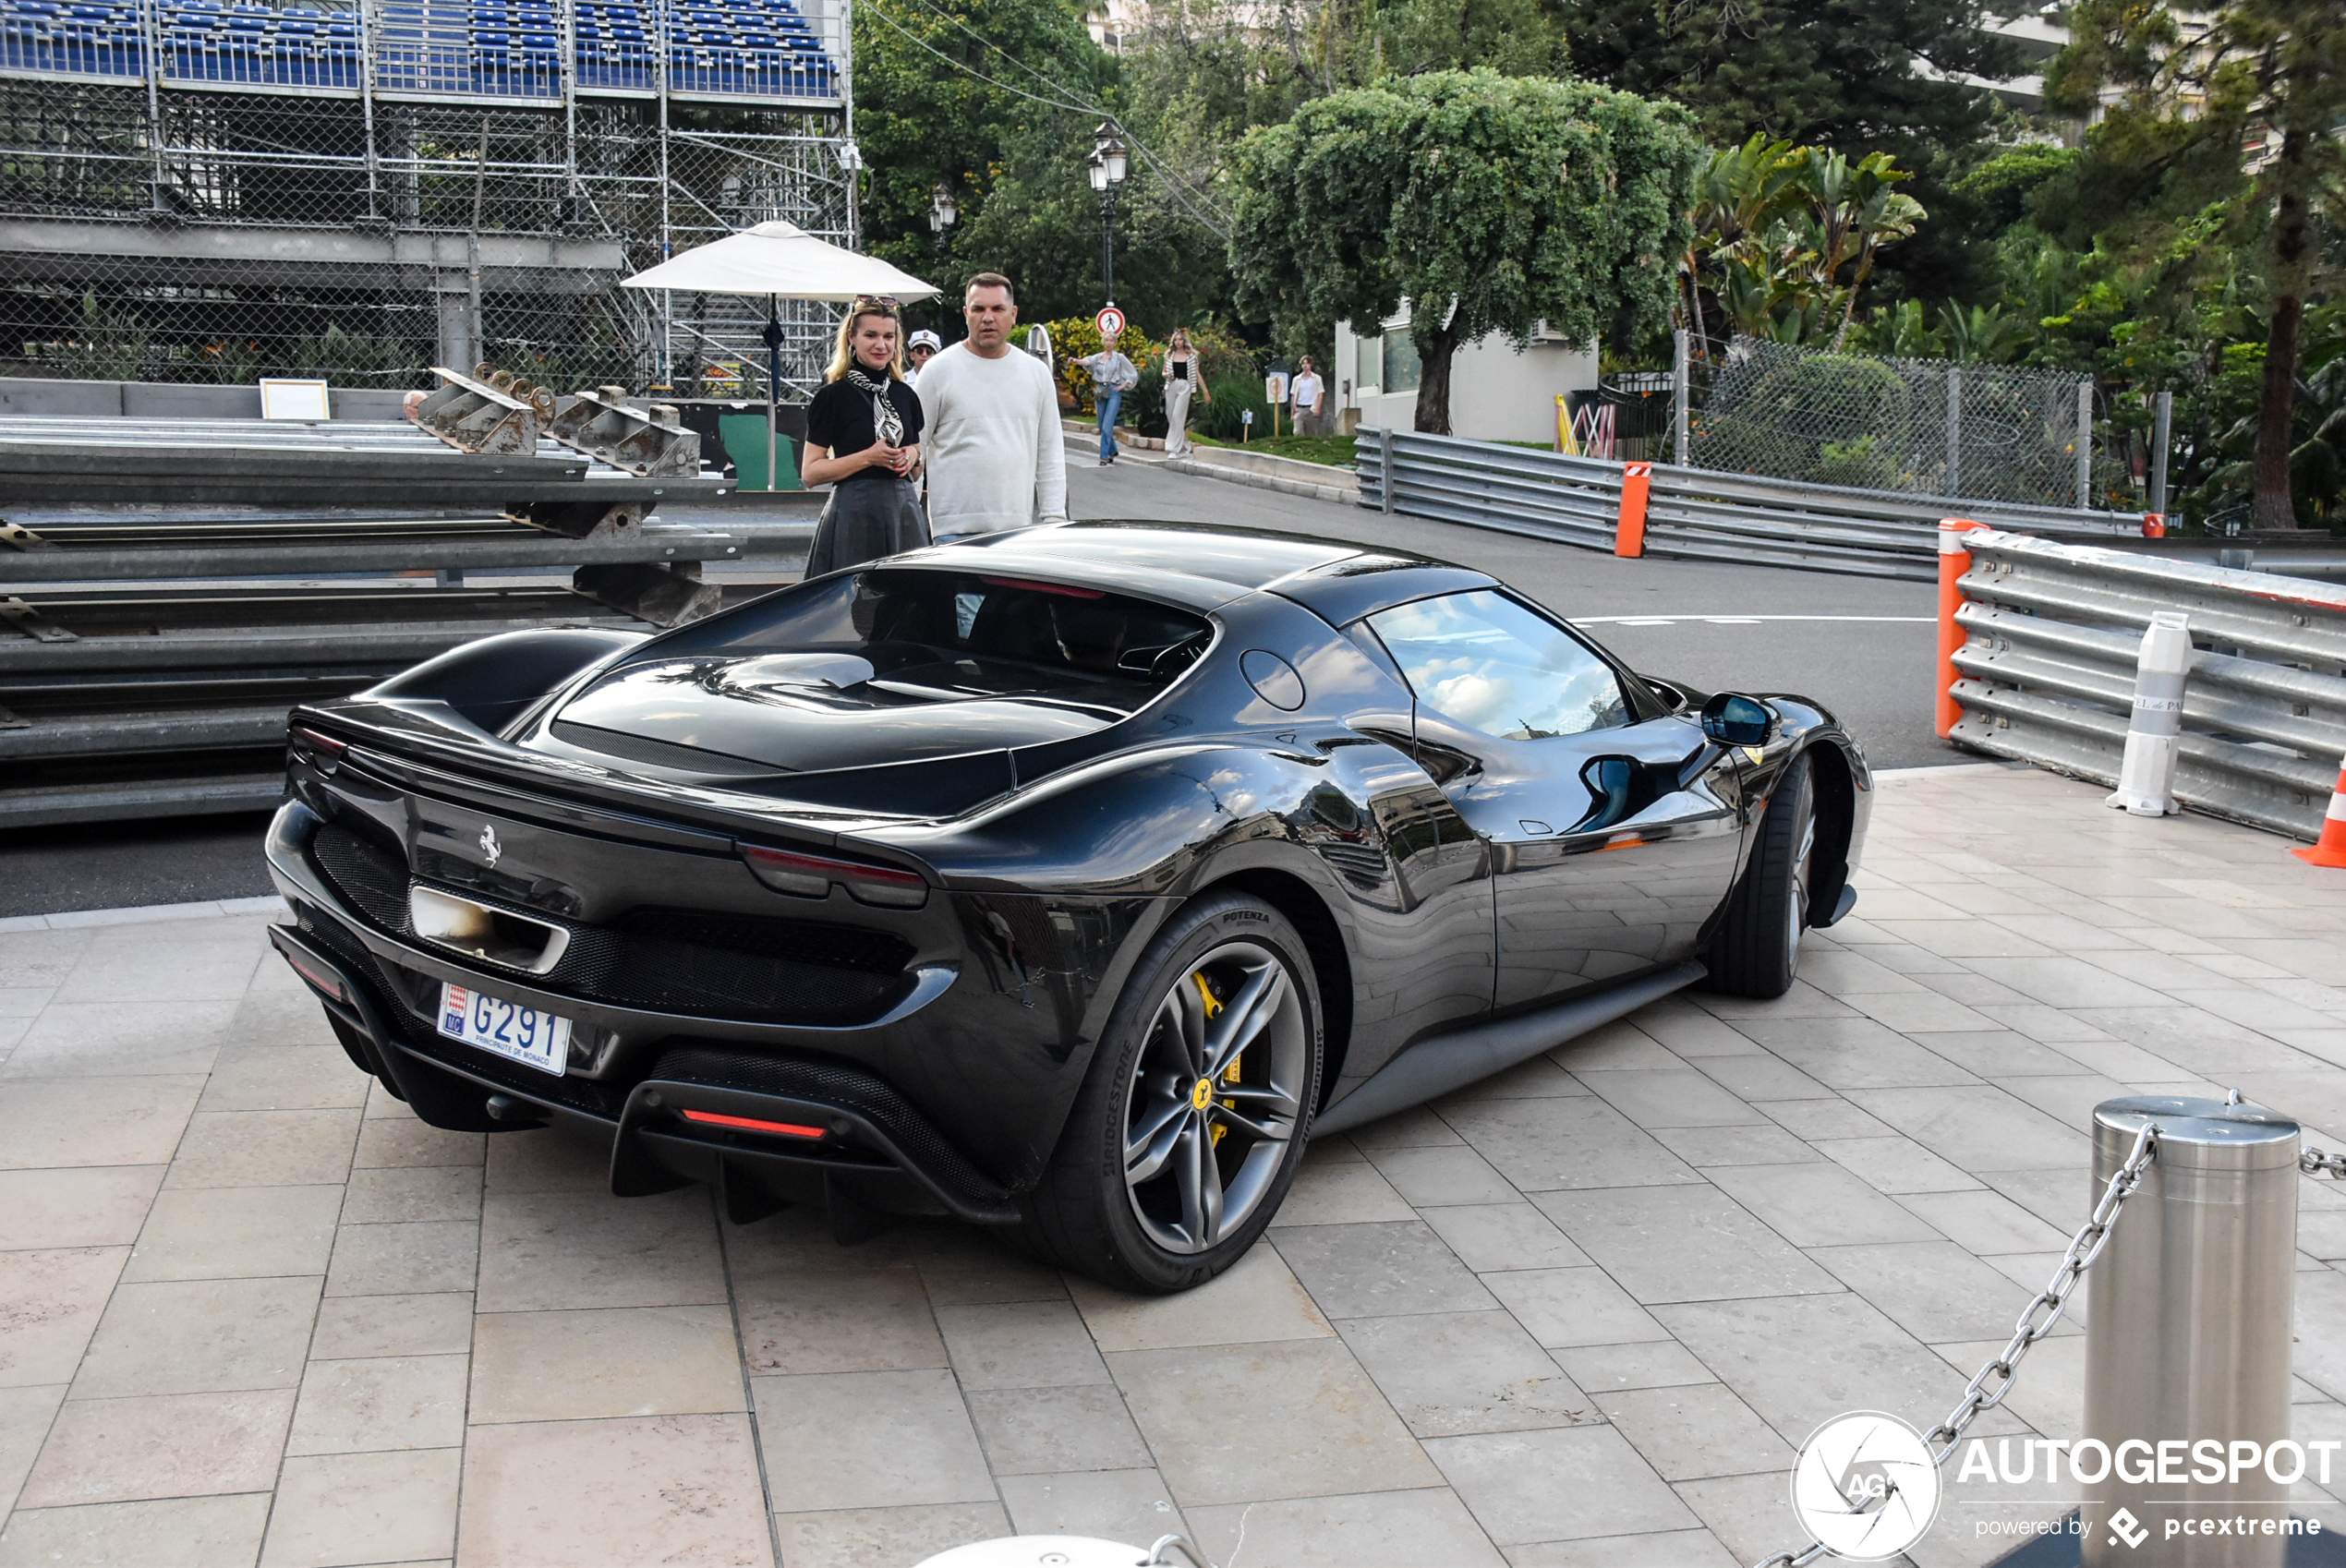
left=265, top=521, right=1869, bottom=1292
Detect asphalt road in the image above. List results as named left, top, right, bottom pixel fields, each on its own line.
left=3, top=460, right=1953, bottom=918
left=1065, top=456, right=1950, bottom=772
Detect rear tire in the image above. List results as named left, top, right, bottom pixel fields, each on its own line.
left=1019, top=891, right=1323, bottom=1294
left=1705, top=752, right=1817, bottom=999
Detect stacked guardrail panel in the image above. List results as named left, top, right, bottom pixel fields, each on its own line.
left=1947, top=530, right=2346, bottom=841
left=0, top=395, right=745, bottom=828
left=1357, top=428, right=2145, bottom=582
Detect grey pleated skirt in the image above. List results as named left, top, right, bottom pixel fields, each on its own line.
left=804, top=476, right=930, bottom=577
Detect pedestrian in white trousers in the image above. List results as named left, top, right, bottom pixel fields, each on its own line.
left=1160, top=329, right=1211, bottom=457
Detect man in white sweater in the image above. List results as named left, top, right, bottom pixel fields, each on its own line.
left=915, top=273, right=1069, bottom=537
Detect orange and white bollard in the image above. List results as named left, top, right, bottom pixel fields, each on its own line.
left=1614, top=462, right=1652, bottom=558
left=2292, top=754, right=2346, bottom=868
left=1936, top=519, right=1986, bottom=739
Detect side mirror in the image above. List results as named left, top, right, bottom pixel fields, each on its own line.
left=1700, top=693, right=1780, bottom=749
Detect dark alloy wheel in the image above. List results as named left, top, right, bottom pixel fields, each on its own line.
left=1706, top=752, right=1818, bottom=999
left=1021, top=892, right=1322, bottom=1293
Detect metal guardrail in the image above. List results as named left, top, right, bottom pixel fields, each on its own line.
left=1356, top=428, right=2146, bottom=582
left=0, top=396, right=747, bottom=825
left=0, top=413, right=731, bottom=510
left=1946, top=528, right=2346, bottom=840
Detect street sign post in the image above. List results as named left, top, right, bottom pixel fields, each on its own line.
left=1094, top=305, right=1125, bottom=338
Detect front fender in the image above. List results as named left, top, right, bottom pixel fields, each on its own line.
left=1741, top=694, right=1871, bottom=926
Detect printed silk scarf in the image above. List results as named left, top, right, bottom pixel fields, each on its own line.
left=844, top=364, right=904, bottom=447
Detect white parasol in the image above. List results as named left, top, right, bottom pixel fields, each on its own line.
left=620, top=222, right=940, bottom=489
left=620, top=221, right=938, bottom=302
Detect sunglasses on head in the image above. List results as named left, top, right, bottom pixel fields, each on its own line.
left=852, top=295, right=900, bottom=314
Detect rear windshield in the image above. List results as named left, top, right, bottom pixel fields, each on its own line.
left=639, top=567, right=1215, bottom=715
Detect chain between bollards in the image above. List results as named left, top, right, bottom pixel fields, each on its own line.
left=1745, top=1122, right=2161, bottom=1568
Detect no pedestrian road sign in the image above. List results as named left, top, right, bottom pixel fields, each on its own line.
left=1095, top=306, right=1125, bottom=337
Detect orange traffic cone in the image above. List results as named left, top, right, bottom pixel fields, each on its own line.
left=2294, top=754, right=2346, bottom=868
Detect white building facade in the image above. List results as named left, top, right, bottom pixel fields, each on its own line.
left=1334, top=309, right=1600, bottom=442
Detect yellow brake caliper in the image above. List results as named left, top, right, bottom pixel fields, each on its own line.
left=1193, top=973, right=1238, bottom=1145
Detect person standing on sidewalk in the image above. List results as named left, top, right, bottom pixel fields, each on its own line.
left=1160, top=328, right=1211, bottom=458
left=1074, top=332, right=1141, bottom=465
left=1289, top=355, right=1326, bottom=436
left=916, top=272, right=1068, bottom=537
left=800, top=295, right=927, bottom=576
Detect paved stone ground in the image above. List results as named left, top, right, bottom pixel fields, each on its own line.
left=2, top=761, right=2344, bottom=1568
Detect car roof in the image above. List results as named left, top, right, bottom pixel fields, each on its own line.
left=905, top=520, right=1495, bottom=621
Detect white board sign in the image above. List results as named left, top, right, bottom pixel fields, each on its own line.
left=260, top=379, right=331, bottom=421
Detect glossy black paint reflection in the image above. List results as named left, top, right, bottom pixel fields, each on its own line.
left=270, top=520, right=1873, bottom=1215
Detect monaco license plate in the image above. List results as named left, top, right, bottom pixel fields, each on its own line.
left=437, top=983, right=571, bottom=1076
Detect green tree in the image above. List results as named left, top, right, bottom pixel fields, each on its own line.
left=1119, top=0, right=1570, bottom=205
left=2045, top=0, right=2346, bottom=526
left=850, top=0, right=1109, bottom=302
left=1566, top=0, right=2024, bottom=161
left=851, top=0, right=1234, bottom=330
left=1680, top=138, right=1927, bottom=355
left=1229, top=70, right=1702, bottom=433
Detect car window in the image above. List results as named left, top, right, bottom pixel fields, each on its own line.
left=634, top=568, right=1215, bottom=716
left=1366, top=590, right=1627, bottom=741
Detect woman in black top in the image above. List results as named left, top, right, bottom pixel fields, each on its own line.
left=801, top=295, right=929, bottom=576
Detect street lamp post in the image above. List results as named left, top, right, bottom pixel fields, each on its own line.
left=927, top=180, right=957, bottom=259
left=1086, top=122, right=1128, bottom=305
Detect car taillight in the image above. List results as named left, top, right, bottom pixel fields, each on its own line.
left=738, top=843, right=929, bottom=909
left=289, top=726, right=347, bottom=775
left=681, top=1108, right=827, bottom=1139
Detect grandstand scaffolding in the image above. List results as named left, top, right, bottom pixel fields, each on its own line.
left=0, top=0, right=857, bottom=397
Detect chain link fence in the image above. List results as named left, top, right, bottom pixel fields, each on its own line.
left=0, top=67, right=853, bottom=397
left=1688, top=336, right=2122, bottom=510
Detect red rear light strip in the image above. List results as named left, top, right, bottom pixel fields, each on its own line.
left=292, top=726, right=347, bottom=759
left=980, top=575, right=1104, bottom=599
left=281, top=948, right=347, bottom=1003
left=681, top=1107, right=827, bottom=1139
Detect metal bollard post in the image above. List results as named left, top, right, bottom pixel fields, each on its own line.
left=2077, top=380, right=2095, bottom=509
left=2105, top=609, right=2191, bottom=817
left=1672, top=328, right=1689, bottom=467
left=2081, top=1096, right=2300, bottom=1566
left=2150, top=390, right=2172, bottom=515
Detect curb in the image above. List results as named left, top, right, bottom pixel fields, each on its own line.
left=0, top=894, right=287, bottom=933
left=1159, top=456, right=1357, bottom=508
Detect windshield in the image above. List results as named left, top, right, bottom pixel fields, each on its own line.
left=638, top=567, right=1215, bottom=717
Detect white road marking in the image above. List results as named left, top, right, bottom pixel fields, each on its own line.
left=1575, top=614, right=1937, bottom=625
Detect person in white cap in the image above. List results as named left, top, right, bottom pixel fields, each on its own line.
left=904, top=329, right=942, bottom=389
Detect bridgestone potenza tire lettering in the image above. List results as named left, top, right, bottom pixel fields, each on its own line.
left=1706, top=752, right=1816, bottom=999
left=1018, top=892, right=1323, bottom=1294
